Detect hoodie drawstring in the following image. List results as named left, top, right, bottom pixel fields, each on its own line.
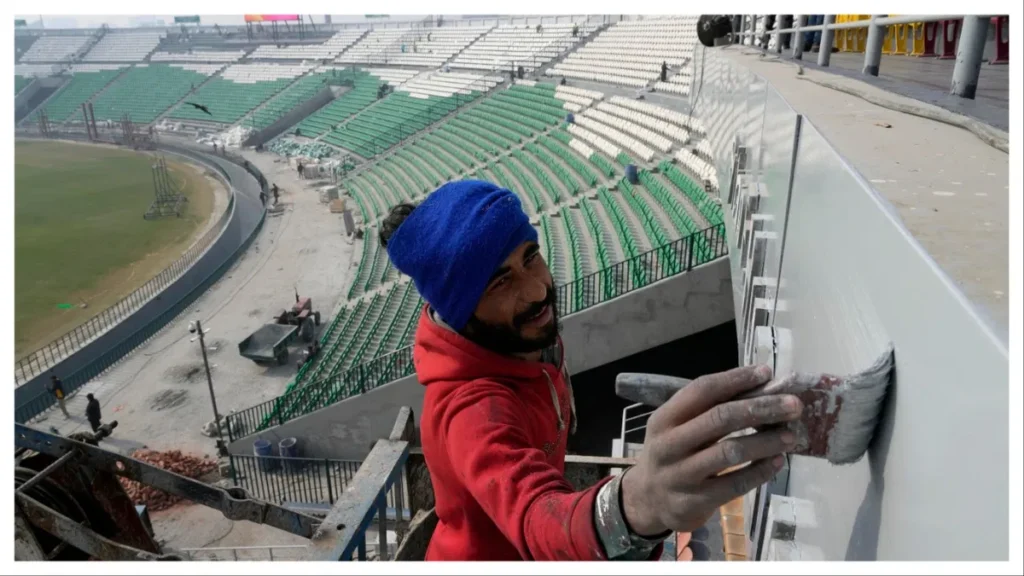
left=543, top=368, right=577, bottom=435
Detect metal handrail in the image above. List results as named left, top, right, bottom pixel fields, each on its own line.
left=733, top=14, right=986, bottom=35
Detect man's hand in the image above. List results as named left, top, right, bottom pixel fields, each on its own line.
left=621, top=365, right=803, bottom=536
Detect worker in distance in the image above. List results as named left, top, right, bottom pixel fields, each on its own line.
left=381, top=180, right=804, bottom=560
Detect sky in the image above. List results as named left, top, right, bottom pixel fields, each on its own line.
left=13, top=14, right=434, bottom=29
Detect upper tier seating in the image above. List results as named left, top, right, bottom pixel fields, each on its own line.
left=378, top=27, right=492, bottom=68
left=82, top=32, right=163, bottom=62
left=249, top=30, right=365, bottom=60
left=547, top=16, right=698, bottom=88
left=20, top=36, right=92, bottom=63
left=336, top=28, right=413, bottom=65
left=449, top=23, right=593, bottom=73
left=397, top=71, right=503, bottom=98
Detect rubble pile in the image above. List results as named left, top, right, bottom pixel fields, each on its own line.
left=119, top=449, right=218, bottom=511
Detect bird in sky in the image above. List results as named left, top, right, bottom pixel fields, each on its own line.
left=184, top=102, right=212, bottom=116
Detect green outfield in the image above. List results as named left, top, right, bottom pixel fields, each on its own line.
left=15, top=140, right=217, bottom=358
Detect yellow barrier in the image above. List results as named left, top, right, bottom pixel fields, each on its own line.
left=837, top=14, right=871, bottom=52
left=887, top=16, right=913, bottom=55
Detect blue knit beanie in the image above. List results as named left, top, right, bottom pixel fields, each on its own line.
left=385, top=180, right=538, bottom=331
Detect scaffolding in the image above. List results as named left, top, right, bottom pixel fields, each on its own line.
left=144, top=157, right=188, bottom=219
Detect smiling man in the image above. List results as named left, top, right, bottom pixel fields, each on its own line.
left=381, top=181, right=803, bottom=561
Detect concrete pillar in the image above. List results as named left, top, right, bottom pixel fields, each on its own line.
left=792, top=15, right=808, bottom=59
left=818, top=15, right=836, bottom=66
left=950, top=16, right=989, bottom=99
left=862, top=15, right=888, bottom=76
left=738, top=15, right=747, bottom=44
left=775, top=14, right=786, bottom=53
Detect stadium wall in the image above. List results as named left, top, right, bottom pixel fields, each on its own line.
left=14, top=140, right=269, bottom=421
left=692, top=46, right=1008, bottom=561
left=226, top=257, right=735, bottom=460
left=242, top=85, right=335, bottom=148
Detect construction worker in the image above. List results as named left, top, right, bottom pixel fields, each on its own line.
left=660, top=61, right=668, bottom=82
left=380, top=181, right=803, bottom=561
left=272, top=183, right=280, bottom=203
left=48, top=374, right=70, bottom=418
left=85, top=393, right=102, bottom=432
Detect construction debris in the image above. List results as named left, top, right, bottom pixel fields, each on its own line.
left=118, top=449, right=218, bottom=511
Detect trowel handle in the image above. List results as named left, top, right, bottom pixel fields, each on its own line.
left=615, top=373, right=693, bottom=408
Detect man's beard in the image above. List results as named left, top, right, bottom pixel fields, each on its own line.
left=462, top=286, right=559, bottom=356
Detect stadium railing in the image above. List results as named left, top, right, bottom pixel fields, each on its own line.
left=225, top=222, right=728, bottom=442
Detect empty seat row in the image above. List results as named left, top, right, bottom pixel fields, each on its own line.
left=82, top=33, right=163, bottom=62
left=583, top=108, right=672, bottom=153
left=35, top=67, right=125, bottom=122
left=449, top=24, right=591, bottom=73
left=20, top=36, right=92, bottom=63
left=90, top=63, right=215, bottom=124
left=544, top=67, right=648, bottom=89
left=653, top=81, right=690, bottom=96
left=250, top=30, right=365, bottom=60
left=555, top=84, right=604, bottom=101
left=595, top=101, right=689, bottom=143
left=568, top=123, right=621, bottom=159
left=169, top=65, right=304, bottom=124
left=575, top=115, right=655, bottom=162
left=609, top=95, right=706, bottom=135
left=150, top=50, right=247, bottom=63
left=675, top=148, right=717, bottom=185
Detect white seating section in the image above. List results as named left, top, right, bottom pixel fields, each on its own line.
left=609, top=95, right=705, bottom=136
left=20, top=36, right=92, bottom=63
left=562, top=102, right=583, bottom=113
left=249, top=30, right=365, bottom=60
left=553, top=89, right=593, bottom=108
left=82, top=33, right=163, bottom=62
left=151, top=50, right=248, bottom=63
left=583, top=108, right=672, bottom=153
left=556, top=84, right=604, bottom=101
left=336, top=28, right=412, bottom=65
left=547, top=16, right=699, bottom=88
left=172, top=63, right=227, bottom=76
left=397, top=71, right=502, bottom=98
left=595, top=101, right=689, bottom=143
left=381, top=27, right=491, bottom=67
left=568, top=123, right=621, bottom=159
left=220, top=63, right=312, bottom=84
left=568, top=137, right=595, bottom=159
left=14, top=64, right=62, bottom=77
left=575, top=114, right=656, bottom=162
left=450, top=24, right=592, bottom=73
left=653, top=81, right=690, bottom=96
left=675, top=148, right=717, bottom=184
left=363, top=67, right=419, bottom=86
left=694, top=140, right=713, bottom=161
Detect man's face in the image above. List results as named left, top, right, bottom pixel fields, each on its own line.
left=462, top=241, right=558, bottom=355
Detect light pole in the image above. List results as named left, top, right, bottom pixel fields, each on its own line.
left=190, top=320, right=227, bottom=456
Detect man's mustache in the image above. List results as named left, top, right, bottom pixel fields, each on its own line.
left=513, top=286, right=556, bottom=329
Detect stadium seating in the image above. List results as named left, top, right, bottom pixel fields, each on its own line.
left=372, top=27, right=492, bottom=68
left=322, top=91, right=476, bottom=158
left=15, top=76, right=32, bottom=95
left=36, top=65, right=125, bottom=123
left=608, top=95, right=706, bottom=136
left=247, top=71, right=332, bottom=131
left=249, top=30, right=365, bottom=60
left=89, top=64, right=220, bottom=123
left=169, top=63, right=311, bottom=124
left=361, top=67, right=419, bottom=86
left=336, top=28, right=416, bottom=65
left=150, top=50, right=248, bottom=63
left=547, top=16, right=699, bottom=88
left=293, top=70, right=382, bottom=137
left=450, top=23, right=593, bottom=73
left=15, top=64, right=62, bottom=77
left=397, top=71, right=503, bottom=98
left=674, top=148, right=718, bottom=186
left=82, top=32, right=163, bottom=62
left=20, top=36, right=92, bottom=63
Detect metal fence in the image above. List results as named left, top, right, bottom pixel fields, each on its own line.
left=14, top=152, right=235, bottom=386
left=229, top=454, right=364, bottom=506
left=226, top=223, right=728, bottom=442
left=14, top=143, right=270, bottom=424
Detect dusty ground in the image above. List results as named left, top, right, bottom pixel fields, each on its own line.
left=42, top=146, right=358, bottom=554
left=720, top=47, right=1009, bottom=338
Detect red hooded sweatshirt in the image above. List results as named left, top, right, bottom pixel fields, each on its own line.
left=413, top=304, right=613, bottom=561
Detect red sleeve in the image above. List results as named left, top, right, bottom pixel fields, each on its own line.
left=443, top=380, right=610, bottom=560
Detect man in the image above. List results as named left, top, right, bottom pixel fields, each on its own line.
left=272, top=183, right=280, bottom=204
left=381, top=181, right=803, bottom=561
left=804, top=15, right=824, bottom=52
left=85, top=393, right=102, bottom=433
left=48, top=374, right=70, bottom=419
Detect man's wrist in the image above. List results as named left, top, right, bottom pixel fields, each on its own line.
left=620, top=466, right=668, bottom=537
left=594, top=469, right=670, bottom=560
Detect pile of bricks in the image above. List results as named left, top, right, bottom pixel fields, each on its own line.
left=118, top=449, right=218, bottom=512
